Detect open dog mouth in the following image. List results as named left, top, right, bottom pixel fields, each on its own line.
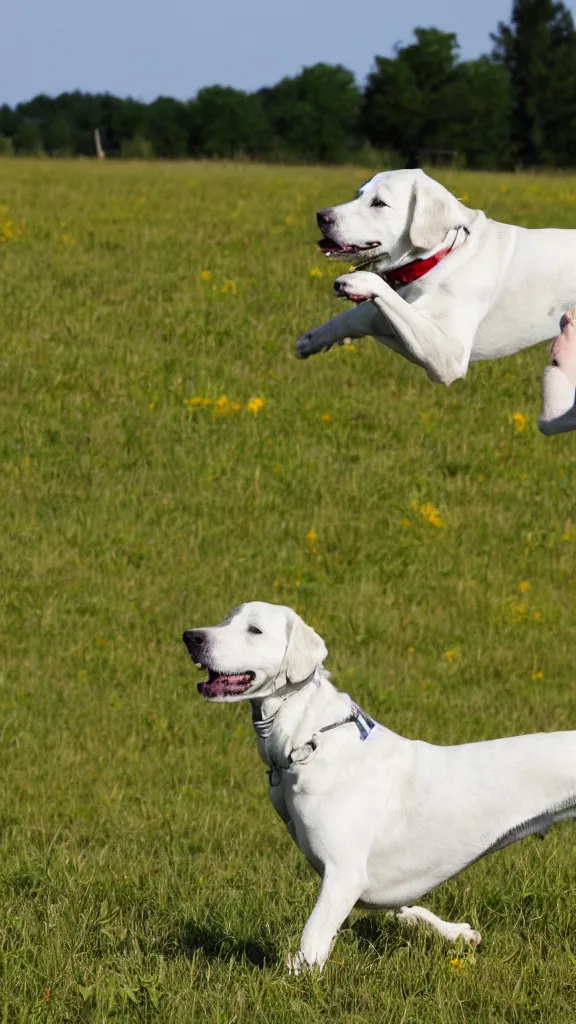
left=197, top=668, right=255, bottom=699
left=318, top=238, right=381, bottom=256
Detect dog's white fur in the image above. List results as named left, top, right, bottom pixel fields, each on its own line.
left=184, top=601, right=576, bottom=972
left=296, top=169, right=576, bottom=434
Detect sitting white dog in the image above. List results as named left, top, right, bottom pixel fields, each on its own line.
left=183, top=601, right=576, bottom=972
left=295, top=168, right=576, bottom=435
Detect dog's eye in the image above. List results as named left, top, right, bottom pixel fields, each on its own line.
left=247, top=626, right=262, bottom=635
left=370, top=197, right=387, bottom=208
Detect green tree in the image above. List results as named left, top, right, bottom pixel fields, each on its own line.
left=145, top=97, right=189, bottom=157
left=121, top=135, right=154, bottom=159
left=14, top=122, right=43, bottom=155
left=44, top=118, right=73, bottom=155
left=105, top=98, right=149, bottom=154
left=262, top=63, right=360, bottom=162
left=363, top=28, right=512, bottom=169
left=399, top=26, right=459, bottom=94
left=17, top=92, right=108, bottom=155
left=0, top=104, right=18, bottom=140
left=362, top=53, right=423, bottom=164
left=439, top=58, right=511, bottom=169
left=492, top=0, right=576, bottom=165
left=363, top=29, right=460, bottom=164
left=193, top=86, right=270, bottom=157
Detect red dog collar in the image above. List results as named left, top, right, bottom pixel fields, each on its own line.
left=384, top=245, right=453, bottom=289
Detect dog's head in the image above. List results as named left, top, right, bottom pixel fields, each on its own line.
left=183, top=602, right=328, bottom=702
left=316, top=168, right=469, bottom=269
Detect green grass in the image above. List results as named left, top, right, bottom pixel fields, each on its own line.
left=2, top=158, right=576, bottom=1022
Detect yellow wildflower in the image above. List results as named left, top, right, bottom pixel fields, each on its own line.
left=409, top=500, right=444, bottom=527
left=342, top=338, right=356, bottom=351
left=185, top=396, right=212, bottom=408
left=199, top=270, right=211, bottom=281
left=519, top=581, right=531, bottom=593
left=214, top=395, right=234, bottom=416
left=420, top=502, right=444, bottom=528
left=1, top=220, right=14, bottom=242
left=247, top=397, right=265, bottom=415
left=400, top=518, right=412, bottom=529
left=407, top=647, right=415, bottom=655
left=285, top=215, right=295, bottom=225
left=532, top=671, right=544, bottom=680
left=511, top=411, right=527, bottom=433
left=306, top=529, right=319, bottom=553
left=460, top=193, right=470, bottom=203
left=499, top=184, right=508, bottom=193
left=514, top=603, right=528, bottom=621
left=444, top=649, right=457, bottom=662
left=62, top=233, right=74, bottom=245
left=532, top=611, right=542, bottom=622
left=321, top=413, right=333, bottom=423
left=309, top=268, right=323, bottom=277
left=450, top=957, right=465, bottom=971
left=221, top=280, right=237, bottom=295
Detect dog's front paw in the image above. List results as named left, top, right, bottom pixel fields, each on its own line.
left=296, top=329, right=336, bottom=359
left=286, top=950, right=307, bottom=975
left=334, top=271, right=384, bottom=303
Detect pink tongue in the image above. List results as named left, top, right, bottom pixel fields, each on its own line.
left=203, top=674, right=252, bottom=697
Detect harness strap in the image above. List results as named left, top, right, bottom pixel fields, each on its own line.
left=267, top=701, right=376, bottom=785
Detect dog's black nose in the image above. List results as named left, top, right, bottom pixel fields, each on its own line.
left=317, top=208, right=335, bottom=231
left=182, top=630, right=205, bottom=652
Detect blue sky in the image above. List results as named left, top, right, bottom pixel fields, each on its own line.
left=4, top=0, right=576, bottom=107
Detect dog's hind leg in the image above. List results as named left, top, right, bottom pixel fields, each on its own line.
left=539, top=307, right=576, bottom=435
left=396, top=905, right=481, bottom=946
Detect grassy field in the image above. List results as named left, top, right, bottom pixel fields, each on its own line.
left=2, top=158, right=576, bottom=1022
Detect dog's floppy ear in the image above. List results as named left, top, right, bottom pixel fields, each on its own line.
left=409, top=174, right=460, bottom=251
left=284, top=613, right=327, bottom=684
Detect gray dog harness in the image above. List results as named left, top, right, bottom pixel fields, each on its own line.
left=252, top=702, right=377, bottom=787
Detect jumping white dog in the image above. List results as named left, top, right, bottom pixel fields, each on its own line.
left=295, top=168, right=576, bottom=435
left=183, top=601, right=576, bottom=972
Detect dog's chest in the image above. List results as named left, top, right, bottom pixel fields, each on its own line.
left=268, top=770, right=328, bottom=875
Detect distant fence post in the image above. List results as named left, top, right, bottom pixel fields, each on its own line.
left=94, top=129, right=106, bottom=159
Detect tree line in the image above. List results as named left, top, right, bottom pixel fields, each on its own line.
left=2, top=0, right=576, bottom=169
